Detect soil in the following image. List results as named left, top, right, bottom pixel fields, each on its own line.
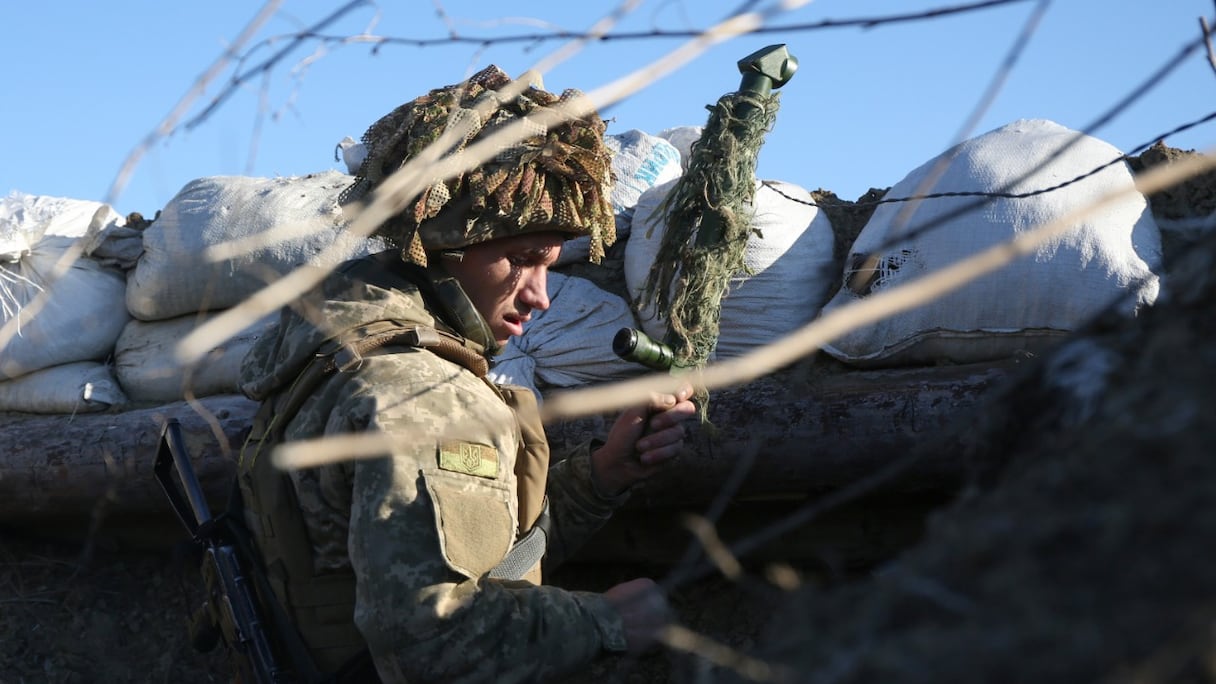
left=2, top=144, right=1214, bottom=683
left=0, top=533, right=228, bottom=683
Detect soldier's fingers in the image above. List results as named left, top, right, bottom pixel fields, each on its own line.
left=637, top=423, right=685, bottom=453
left=637, top=440, right=682, bottom=466
left=649, top=399, right=696, bottom=430
left=674, top=382, right=695, bottom=402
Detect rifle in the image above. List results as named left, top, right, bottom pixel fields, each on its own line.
left=154, top=418, right=290, bottom=684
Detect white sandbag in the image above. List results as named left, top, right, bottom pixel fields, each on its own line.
left=0, top=190, right=142, bottom=271
left=126, top=171, right=390, bottom=321
left=657, top=126, right=704, bottom=171
left=114, top=312, right=277, bottom=402
left=624, top=178, right=837, bottom=359
left=821, top=118, right=1162, bottom=368
left=488, top=272, right=644, bottom=402
left=0, top=190, right=118, bottom=247
left=556, top=131, right=682, bottom=266
left=0, top=361, right=127, bottom=414
left=1, top=193, right=130, bottom=380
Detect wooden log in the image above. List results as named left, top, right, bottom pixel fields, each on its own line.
left=0, top=394, right=255, bottom=530
left=545, top=359, right=1016, bottom=508
left=0, top=359, right=1013, bottom=534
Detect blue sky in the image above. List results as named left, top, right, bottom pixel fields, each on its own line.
left=2, top=1, right=1213, bottom=218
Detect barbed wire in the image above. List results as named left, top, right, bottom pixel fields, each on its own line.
left=762, top=108, right=1216, bottom=211
left=239, top=0, right=1030, bottom=55
left=737, top=29, right=1214, bottom=275
left=182, top=0, right=370, bottom=132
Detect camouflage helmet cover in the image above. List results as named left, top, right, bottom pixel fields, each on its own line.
left=341, top=66, right=616, bottom=265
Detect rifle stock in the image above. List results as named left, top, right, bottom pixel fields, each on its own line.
left=154, top=419, right=289, bottom=684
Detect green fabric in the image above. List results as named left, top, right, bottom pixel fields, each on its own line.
left=640, top=91, right=780, bottom=373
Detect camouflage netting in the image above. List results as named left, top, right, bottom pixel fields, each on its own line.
left=640, top=91, right=780, bottom=372
left=340, top=65, right=616, bottom=267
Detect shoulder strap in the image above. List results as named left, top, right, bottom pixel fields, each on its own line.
left=322, top=320, right=489, bottom=379
left=245, top=321, right=489, bottom=462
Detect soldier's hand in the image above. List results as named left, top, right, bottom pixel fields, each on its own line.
left=603, top=578, right=671, bottom=655
left=591, top=383, right=697, bottom=495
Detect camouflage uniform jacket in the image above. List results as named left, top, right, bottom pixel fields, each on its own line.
left=239, top=253, right=629, bottom=682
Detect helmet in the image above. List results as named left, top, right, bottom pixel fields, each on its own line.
left=342, top=65, right=616, bottom=265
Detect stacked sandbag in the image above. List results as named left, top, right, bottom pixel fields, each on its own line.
left=555, top=130, right=683, bottom=266
left=0, top=191, right=131, bottom=413
left=624, top=178, right=838, bottom=359
left=488, top=272, right=644, bottom=401
left=126, top=171, right=389, bottom=320
left=820, top=118, right=1163, bottom=368
left=116, top=171, right=389, bottom=402
left=114, top=312, right=278, bottom=403
left=0, top=362, right=127, bottom=414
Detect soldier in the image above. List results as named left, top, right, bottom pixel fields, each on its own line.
left=235, top=65, right=697, bottom=682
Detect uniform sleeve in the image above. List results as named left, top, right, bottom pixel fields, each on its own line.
left=333, top=354, right=625, bottom=683
left=543, top=440, right=630, bottom=571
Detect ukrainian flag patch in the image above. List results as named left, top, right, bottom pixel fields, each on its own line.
left=438, top=441, right=499, bottom=479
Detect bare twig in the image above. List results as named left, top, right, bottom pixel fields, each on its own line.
left=681, top=513, right=745, bottom=581
left=174, top=0, right=812, bottom=370
left=432, top=0, right=458, bottom=38
left=840, top=31, right=1209, bottom=277
left=254, top=0, right=1031, bottom=53
left=890, top=0, right=1049, bottom=233
left=659, top=623, right=794, bottom=682
left=530, top=0, right=642, bottom=76
left=183, top=1, right=371, bottom=132
left=0, top=4, right=284, bottom=385
left=538, top=24, right=1211, bottom=425
left=663, top=442, right=756, bottom=588
left=1201, top=14, right=1216, bottom=77
left=105, top=1, right=283, bottom=205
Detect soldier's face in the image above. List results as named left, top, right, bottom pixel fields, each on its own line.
left=444, top=232, right=564, bottom=346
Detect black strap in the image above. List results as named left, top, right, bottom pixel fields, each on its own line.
left=487, top=499, right=552, bottom=581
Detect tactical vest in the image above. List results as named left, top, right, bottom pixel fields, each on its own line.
left=237, top=320, right=551, bottom=676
